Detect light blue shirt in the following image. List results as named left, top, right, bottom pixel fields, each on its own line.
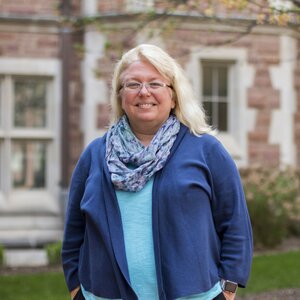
left=81, top=177, right=222, bottom=300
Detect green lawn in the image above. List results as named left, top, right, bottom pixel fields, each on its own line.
left=0, top=271, right=69, bottom=300
left=0, top=251, right=299, bottom=299
left=238, top=250, right=300, bottom=296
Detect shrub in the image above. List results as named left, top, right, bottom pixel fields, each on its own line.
left=45, top=241, right=62, bottom=266
left=240, top=167, right=300, bottom=249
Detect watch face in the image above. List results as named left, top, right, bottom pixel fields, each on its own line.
left=224, top=281, right=238, bottom=293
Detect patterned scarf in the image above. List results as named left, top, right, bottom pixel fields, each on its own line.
left=105, top=114, right=180, bottom=192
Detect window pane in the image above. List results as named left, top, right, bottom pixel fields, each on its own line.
left=218, top=67, right=227, bottom=97
left=203, top=66, right=213, bottom=96
left=12, top=141, right=47, bottom=189
left=14, top=79, right=47, bottom=128
left=218, top=102, right=228, bottom=131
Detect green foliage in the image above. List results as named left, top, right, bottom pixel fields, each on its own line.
left=0, top=244, right=4, bottom=266
left=240, top=167, right=300, bottom=249
left=45, top=241, right=62, bottom=266
left=247, top=193, right=287, bottom=248
left=238, top=251, right=300, bottom=296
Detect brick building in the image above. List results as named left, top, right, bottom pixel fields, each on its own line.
left=0, top=0, right=299, bottom=251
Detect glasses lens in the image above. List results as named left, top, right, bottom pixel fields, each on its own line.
left=148, top=82, right=164, bottom=89
left=125, top=82, right=141, bottom=90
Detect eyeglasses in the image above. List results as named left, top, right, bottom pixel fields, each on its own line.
left=121, top=81, right=172, bottom=93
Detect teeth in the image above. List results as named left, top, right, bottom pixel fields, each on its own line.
left=138, top=103, right=154, bottom=108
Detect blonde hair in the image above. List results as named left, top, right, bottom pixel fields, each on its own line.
left=110, top=44, right=211, bottom=135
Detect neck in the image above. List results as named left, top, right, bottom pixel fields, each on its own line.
left=133, top=131, right=155, bottom=146
left=128, top=120, right=164, bottom=146
left=129, top=123, right=158, bottom=146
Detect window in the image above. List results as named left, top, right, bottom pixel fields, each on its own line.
left=0, top=57, right=61, bottom=246
left=201, top=61, right=233, bottom=132
left=186, top=47, right=254, bottom=166
left=0, top=76, right=53, bottom=192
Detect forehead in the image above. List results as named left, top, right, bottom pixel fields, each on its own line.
left=121, top=60, right=164, bottom=81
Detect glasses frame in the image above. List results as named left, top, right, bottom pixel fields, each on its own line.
left=121, top=81, right=173, bottom=93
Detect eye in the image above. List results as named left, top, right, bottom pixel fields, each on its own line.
left=148, top=82, right=164, bottom=89
left=125, top=82, right=141, bottom=90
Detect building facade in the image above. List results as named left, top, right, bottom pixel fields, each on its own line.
left=0, top=0, right=299, bottom=248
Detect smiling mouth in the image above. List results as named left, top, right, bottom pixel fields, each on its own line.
left=136, top=103, right=156, bottom=108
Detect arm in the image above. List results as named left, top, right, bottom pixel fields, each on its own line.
left=207, top=141, right=253, bottom=288
left=62, top=149, right=91, bottom=293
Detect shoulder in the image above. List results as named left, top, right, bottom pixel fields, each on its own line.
left=181, top=129, right=234, bottom=163
left=75, top=135, right=107, bottom=172
left=81, top=135, right=107, bottom=157
left=182, top=129, right=223, bottom=152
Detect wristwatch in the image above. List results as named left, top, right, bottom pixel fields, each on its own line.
left=221, top=279, right=238, bottom=293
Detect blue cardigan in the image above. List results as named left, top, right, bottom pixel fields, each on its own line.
left=62, top=124, right=253, bottom=300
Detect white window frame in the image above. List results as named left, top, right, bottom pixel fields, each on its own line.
left=0, top=58, right=61, bottom=213
left=201, top=60, right=234, bottom=132
left=186, top=47, right=255, bottom=167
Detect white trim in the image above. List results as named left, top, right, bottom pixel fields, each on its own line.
left=81, top=0, right=98, bottom=15
left=269, top=35, right=297, bottom=167
left=186, top=47, right=255, bottom=166
left=82, top=30, right=108, bottom=146
left=0, top=58, right=60, bottom=76
left=125, top=0, right=154, bottom=12
left=2, top=130, right=55, bottom=139
left=0, top=191, right=60, bottom=213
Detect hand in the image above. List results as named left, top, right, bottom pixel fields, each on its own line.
left=70, top=286, right=81, bottom=300
left=222, top=291, right=236, bottom=300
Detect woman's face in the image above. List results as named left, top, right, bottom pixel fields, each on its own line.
left=120, top=60, right=175, bottom=134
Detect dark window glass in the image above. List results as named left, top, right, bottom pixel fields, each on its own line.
left=202, top=62, right=230, bottom=132
left=14, top=79, right=47, bottom=128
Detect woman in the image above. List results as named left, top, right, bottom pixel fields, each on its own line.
left=62, top=44, right=253, bottom=300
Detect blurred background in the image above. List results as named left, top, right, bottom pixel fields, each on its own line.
left=0, top=0, right=299, bottom=271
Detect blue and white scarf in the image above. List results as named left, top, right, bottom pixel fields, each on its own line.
left=105, top=115, right=180, bottom=192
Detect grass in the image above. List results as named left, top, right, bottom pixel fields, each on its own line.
left=0, top=251, right=299, bottom=299
left=238, top=250, right=300, bottom=296
left=0, top=271, right=69, bottom=300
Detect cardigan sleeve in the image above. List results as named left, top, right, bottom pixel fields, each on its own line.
left=207, top=139, right=253, bottom=287
left=61, top=146, right=91, bottom=292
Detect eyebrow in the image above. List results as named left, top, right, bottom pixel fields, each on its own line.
left=122, top=76, right=165, bottom=82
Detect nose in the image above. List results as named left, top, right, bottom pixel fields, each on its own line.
left=139, top=83, right=151, bottom=96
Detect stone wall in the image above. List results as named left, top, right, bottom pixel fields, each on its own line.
left=0, top=0, right=60, bottom=15
left=0, top=30, right=60, bottom=58
left=98, top=0, right=125, bottom=13
left=246, top=35, right=281, bottom=167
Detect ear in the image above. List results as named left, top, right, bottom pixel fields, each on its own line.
left=169, top=88, right=176, bottom=109
left=171, top=100, right=176, bottom=109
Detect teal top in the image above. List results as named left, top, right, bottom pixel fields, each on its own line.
left=81, top=177, right=222, bottom=300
